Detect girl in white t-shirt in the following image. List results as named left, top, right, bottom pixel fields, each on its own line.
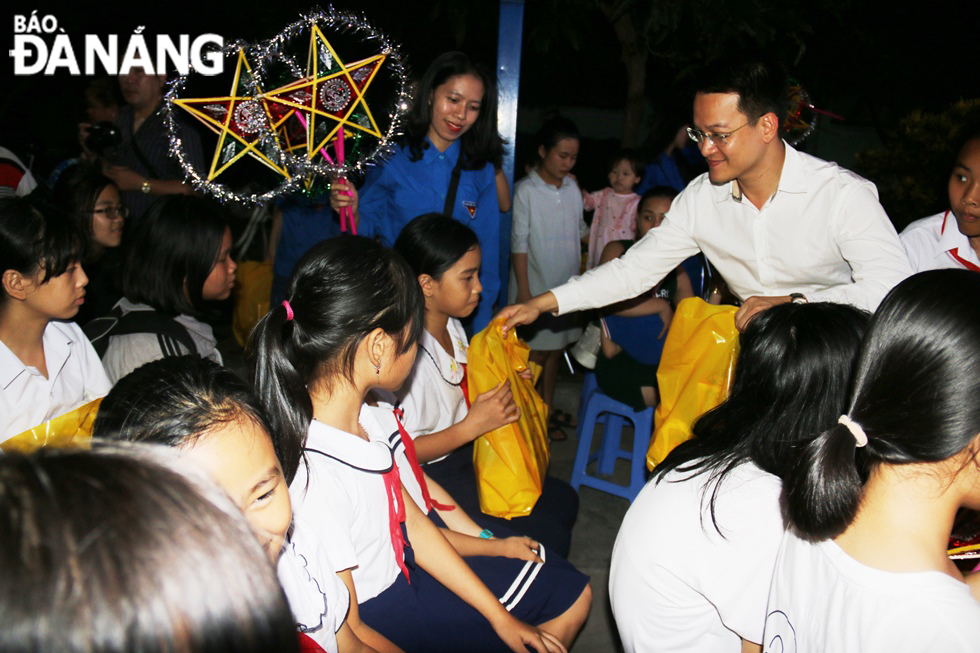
left=0, top=196, right=110, bottom=441
left=94, top=356, right=373, bottom=653
left=392, top=213, right=580, bottom=557
left=510, top=116, right=587, bottom=419
left=768, top=269, right=980, bottom=653
left=609, top=302, right=868, bottom=653
left=249, top=236, right=589, bottom=653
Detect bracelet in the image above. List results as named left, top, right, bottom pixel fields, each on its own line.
left=479, top=528, right=493, bottom=539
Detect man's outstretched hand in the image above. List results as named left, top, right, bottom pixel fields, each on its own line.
left=734, top=295, right=793, bottom=332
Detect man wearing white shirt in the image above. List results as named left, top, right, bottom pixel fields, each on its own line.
left=500, top=58, right=912, bottom=333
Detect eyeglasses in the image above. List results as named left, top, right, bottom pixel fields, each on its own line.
left=93, top=205, right=128, bottom=219
left=687, top=122, right=751, bottom=148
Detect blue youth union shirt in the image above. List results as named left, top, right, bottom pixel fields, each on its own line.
left=358, top=139, right=500, bottom=331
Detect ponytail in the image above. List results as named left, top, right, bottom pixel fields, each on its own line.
left=782, top=270, right=980, bottom=542
left=246, top=236, right=425, bottom=483
left=783, top=423, right=867, bottom=541
left=248, top=302, right=310, bottom=483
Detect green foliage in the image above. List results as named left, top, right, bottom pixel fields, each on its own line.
left=856, top=100, right=980, bottom=231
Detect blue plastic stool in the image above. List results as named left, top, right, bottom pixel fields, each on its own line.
left=576, top=371, right=599, bottom=431
left=576, top=372, right=621, bottom=451
left=570, top=389, right=654, bottom=502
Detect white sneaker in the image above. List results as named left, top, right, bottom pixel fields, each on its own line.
left=570, top=321, right=601, bottom=369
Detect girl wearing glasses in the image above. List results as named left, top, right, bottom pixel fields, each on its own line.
left=54, top=164, right=127, bottom=324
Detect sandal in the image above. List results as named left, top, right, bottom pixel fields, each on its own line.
left=551, top=409, right=577, bottom=429
left=547, top=414, right=569, bottom=442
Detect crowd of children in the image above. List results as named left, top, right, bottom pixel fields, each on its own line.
left=1, top=47, right=979, bottom=653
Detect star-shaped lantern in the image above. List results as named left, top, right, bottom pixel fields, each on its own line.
left=163, top=7, right=409, bottom=206
left=172, top=49, right=290, bottom=182
left=263, top=23, right=386, bottom=167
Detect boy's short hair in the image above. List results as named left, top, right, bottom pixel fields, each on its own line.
left=640, top=186, right=679, bottom=206
left=952, top=110, right=980, bottom=156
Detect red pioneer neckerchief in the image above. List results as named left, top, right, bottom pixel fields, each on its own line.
left=392, top=408, right=455, bottom=514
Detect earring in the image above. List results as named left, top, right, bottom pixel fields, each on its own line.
left=374, top=362, right=381, bottom=380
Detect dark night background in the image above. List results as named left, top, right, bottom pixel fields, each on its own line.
left=2, top=0, right=979, bottom=229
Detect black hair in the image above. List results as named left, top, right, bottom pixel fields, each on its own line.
left=534, top=115, right=580, bottom=155
left=92, top=356, right=296, bottom=481
left=120, top=195, right=227, bottom=316
left=610, top=148, right=645, bottom=181
left=695, top=55, right=788, bottom=126
left=394, top=212, right=480, bottom=281
left=0, top=196, right=85, bottom=298
left=640, top=186, right=679, bottom=206
left=0, top=444, right=299, bottom=652
left=52, top=163, right=118, bottom=254
left=247, top=236, right=424, bottom=481
left=652, top=302, right=869, bottom=531
left=952, top=110, right=980, bottom=160
left=406, top=51, right=504, bottom=170
left=783, top=270, right=980, bottom=541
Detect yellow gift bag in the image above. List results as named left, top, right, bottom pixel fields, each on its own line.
left=1, top=398, right=103, bottom=453
left=647, top=299, right=739, bottom=470
left=232, top=260, right=273, bottom=347
left=467, top=318, right=549, bottom=519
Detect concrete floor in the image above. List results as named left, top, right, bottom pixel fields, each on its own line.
left=549, top=372, right=631, bottom=653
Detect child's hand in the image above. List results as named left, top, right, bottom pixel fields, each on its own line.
left=517, top=366, right=534, bottom=381
left=658, top=304, right=674, bottom=339
left=466, top=381, right=520, bottom=437
left=491, top=614, right=567, bottom=653
left=493, top=536, right=543, bottom=563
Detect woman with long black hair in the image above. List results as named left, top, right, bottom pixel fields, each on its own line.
left=331, top=52, right=504, bottom=332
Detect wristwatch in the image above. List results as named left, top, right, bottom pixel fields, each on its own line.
left=789, top=292, right=808, bottom=304
left=140, top=180, right=152, bottom=194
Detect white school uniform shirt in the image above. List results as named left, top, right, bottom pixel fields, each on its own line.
left=369, top=402, right=430, bottom=512
left=0, top=321, right=111, bottom=441
left=277, top=517, right=350, bottom=653
left=101, top=298, right=223, bottom=384
left=289, top=405, right=405, bottom=604
left=900, top=210, right=980, bottom=272
left=393, top=319, right=469, bottom=463
left=552, top=142, right=912, bottom=314
left=764, top=532, right=980, bottom=652
left=609, top=461, right=784, bottom=653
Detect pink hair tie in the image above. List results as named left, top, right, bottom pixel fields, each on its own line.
left=282, top=300, right=294, bottom=322
left=838, top=415, right=868, bottom=448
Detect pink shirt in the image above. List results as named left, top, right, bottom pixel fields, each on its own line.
left=584, top=188, right=640, bottom=269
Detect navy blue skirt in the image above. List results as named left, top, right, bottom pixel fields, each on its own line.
left=358, top=513, right=589, bottom=653
left=424, top=441, right=579, bottom=558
